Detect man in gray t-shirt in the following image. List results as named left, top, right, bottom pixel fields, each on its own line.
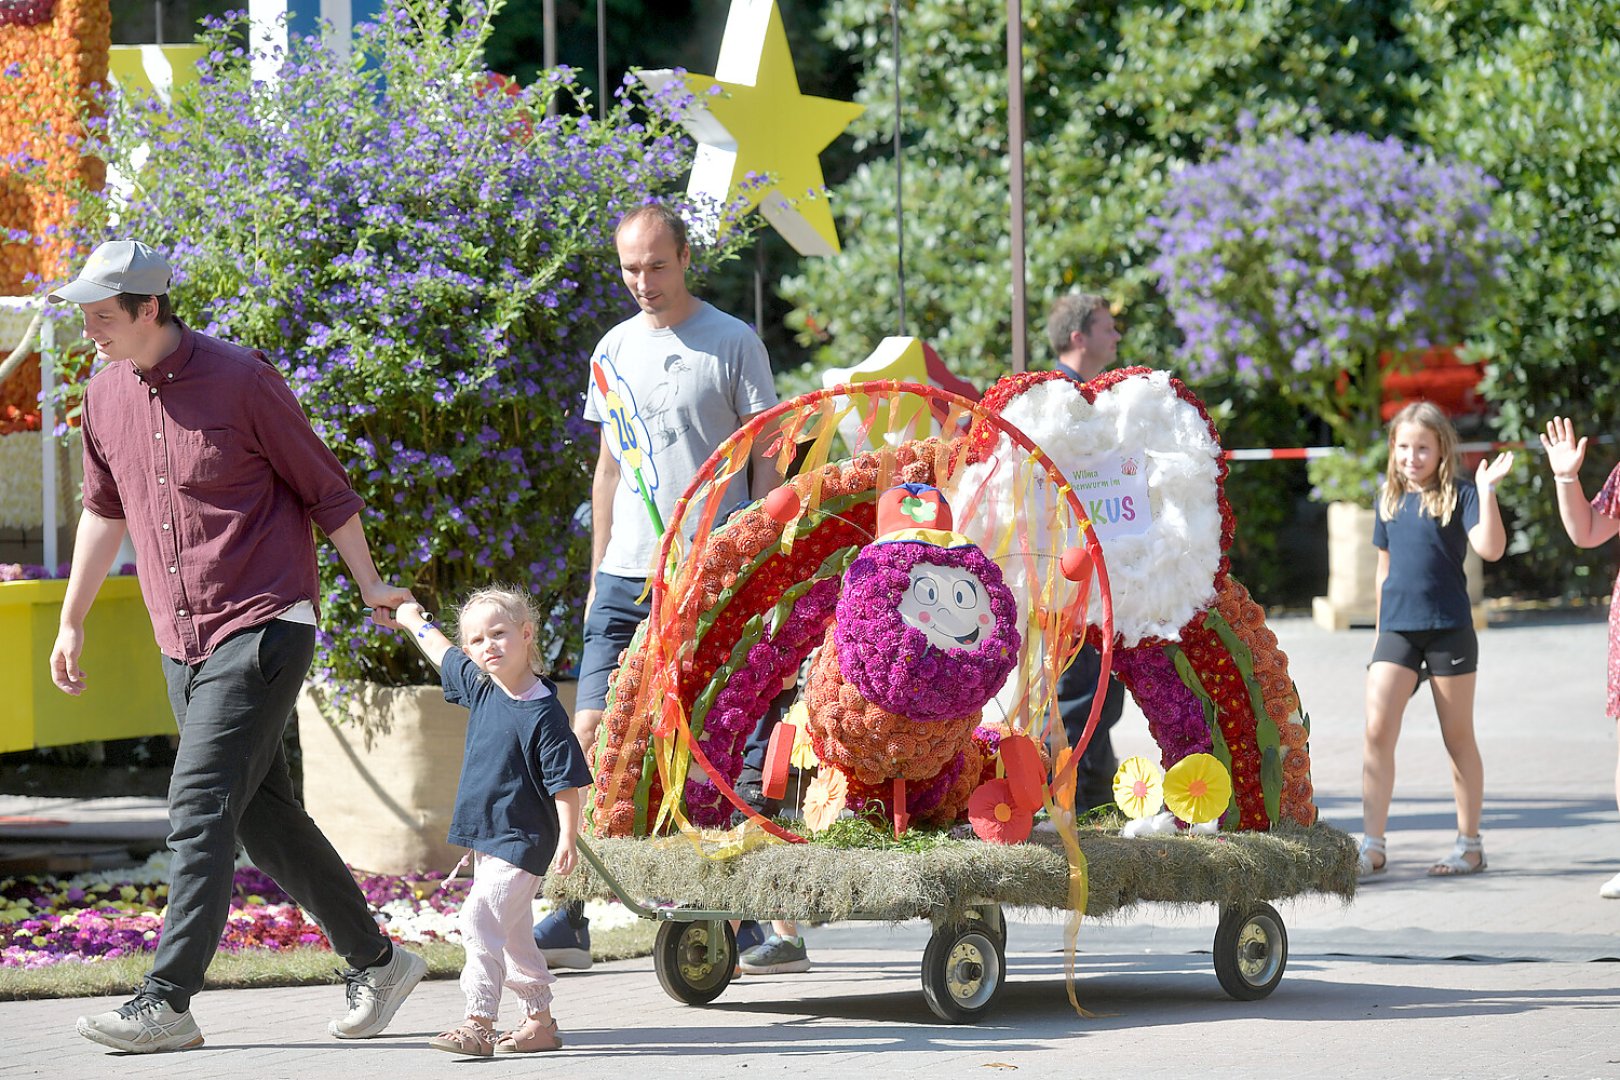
left=575, top=204, right=779, bottom=729
left=536, top=203, right=780, bottom=971
left=583, top=299, right=777, bottom=579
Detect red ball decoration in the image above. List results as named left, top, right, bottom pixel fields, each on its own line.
left=1059, top=546, right=1093, bottom=582
left=763, top=485, right=801, bottom=525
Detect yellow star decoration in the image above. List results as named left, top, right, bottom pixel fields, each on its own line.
left=636, top=0, right=864, bottom=256
left=824, top=337, right=932, bottom=442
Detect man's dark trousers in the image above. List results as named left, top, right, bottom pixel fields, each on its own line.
left=150, top=620, right=388, bottom=1010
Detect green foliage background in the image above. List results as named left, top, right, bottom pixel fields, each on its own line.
left=1405, top=0, right=1620, bottom=594
left=108, top=0, right=1620, bottom=605
left=776, top=0, right=1620, bottom=602
left=780, top=0, right=1416, bottom=599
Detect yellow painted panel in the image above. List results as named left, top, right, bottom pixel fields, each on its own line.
left=0, top=577, right=175, bottom=752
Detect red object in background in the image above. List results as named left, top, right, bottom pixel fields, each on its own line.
left=998, top=734, right=1045, bottom=811
left=762, top=721, right=796, bottom=801
left=0, top=353, right=42, bottom=434
left=1380, top=345, right=1486, bottom=422
left=0, top=0, right=55, bottom=29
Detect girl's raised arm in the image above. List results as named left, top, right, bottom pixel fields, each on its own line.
left=396, top=601, right=454, bottom=669
left=1467, top=451, right=1513, bottom=562
left=1541, top=417, right=1620, bottom=548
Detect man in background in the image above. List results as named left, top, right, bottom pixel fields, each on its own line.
left=1046, top=292, right=1127, bottom=811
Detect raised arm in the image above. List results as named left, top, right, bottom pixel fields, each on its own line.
left=1540, top=417, right=1620, bottom=548
left=1467, top=451, right=1513, bottom=562
left=395, top=600, right=453, bottom=670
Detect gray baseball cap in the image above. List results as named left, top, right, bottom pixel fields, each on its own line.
left=48, top=240, right=172, bottom=304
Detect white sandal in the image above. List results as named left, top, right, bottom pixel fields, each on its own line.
left=1357, top=834, right=1387, bottom=878
left=1429, top=833, right=1486, bottom=876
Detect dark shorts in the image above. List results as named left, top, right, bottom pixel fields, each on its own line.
left=1371, top=626, right=1478, bottom=677
left=576, top=571, right=651, bottom=713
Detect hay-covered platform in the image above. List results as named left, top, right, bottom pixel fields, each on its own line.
left=548, top=822, right=1357, bottom=925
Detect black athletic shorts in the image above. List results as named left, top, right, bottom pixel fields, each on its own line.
left=1370, top=625, right=1478, bottom=677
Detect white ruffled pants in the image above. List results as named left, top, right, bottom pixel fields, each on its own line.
left=458, top=852, right=556, bottom=1019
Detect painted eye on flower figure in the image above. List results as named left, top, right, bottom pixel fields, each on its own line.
left=911, top=575, right=939, bottom=606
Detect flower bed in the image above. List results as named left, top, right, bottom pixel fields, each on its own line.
left=1, top=852, right=645, bottom=970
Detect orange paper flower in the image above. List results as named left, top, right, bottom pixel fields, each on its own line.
left=967, top=778, right=1033, bottom=844
left=801, top=769, right=848, bottom=833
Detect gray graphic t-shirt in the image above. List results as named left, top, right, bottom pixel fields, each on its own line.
left=583, top=301, right=778, bottom=578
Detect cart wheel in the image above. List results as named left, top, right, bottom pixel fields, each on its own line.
left=1213, top=902, right=1287, bottom=1000
left=921, top=923, right=1005, bottom=1023
left=654, top=919, right=736, bottom=1006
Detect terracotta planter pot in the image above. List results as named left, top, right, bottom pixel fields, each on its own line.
left=297, top=678, right=580, bottom=875
left=1312, top=501, right=1484, bottom=631
left=297, top=683, right=466, bottom=876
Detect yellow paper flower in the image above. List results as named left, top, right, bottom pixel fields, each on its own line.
left=801, top=769, right=848, bottom=833
left=1163, top=753, right=1233, bottom=825
left=1112, top=756, right=1164, bottom=820
left=786, top=703, right=821, bottom=769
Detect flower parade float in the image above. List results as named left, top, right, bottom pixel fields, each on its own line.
left=549, top=374, right=1356, bottom=1022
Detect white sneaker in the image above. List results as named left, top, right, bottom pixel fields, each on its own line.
left=328, top=944, right=427, bottom=1039
left=76, top=993, right=205, bottom=1053
left=1600, top=871, right=1620, bottom=899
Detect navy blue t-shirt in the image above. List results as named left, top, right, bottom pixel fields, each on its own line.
left=1371, top=481, right=1481, bottom=632
left=440, top=648, right=594, bottom=876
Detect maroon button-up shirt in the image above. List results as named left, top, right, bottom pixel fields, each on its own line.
left=80, top=323, right=364, bottom=662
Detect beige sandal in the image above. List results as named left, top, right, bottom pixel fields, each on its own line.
left=429, top=1020, right=495, bottom=1057
left=495, top=1015, right=563, bottom=1053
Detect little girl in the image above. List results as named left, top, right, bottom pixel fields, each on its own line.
left=1358, top=402, right=1513, bottom=878
left=395, top=589, right=594, bottom=1056
left=1539, top=416, right=1620, bottom=899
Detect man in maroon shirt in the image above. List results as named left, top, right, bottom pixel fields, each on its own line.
left=47, top=240, right=426, bottom=1054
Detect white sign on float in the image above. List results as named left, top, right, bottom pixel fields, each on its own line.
left=1065, top=452, right=1153, bottom=544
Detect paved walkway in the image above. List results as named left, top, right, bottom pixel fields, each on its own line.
left=3, top=614, right=1618, bottom=1079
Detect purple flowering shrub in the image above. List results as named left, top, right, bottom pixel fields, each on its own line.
left=1148, top=132, right=1508, bottom=472
left=62, top=1, right=749, bottom=689
left=833, top=542, right=1020, bottom=723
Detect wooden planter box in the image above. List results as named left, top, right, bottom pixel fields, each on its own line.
left=297, top=679, right=577, bottom=876
left=0, top=576, right=176, bottom=752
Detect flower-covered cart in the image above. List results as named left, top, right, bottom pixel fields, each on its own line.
left=551, top=373, right=1355, bottom=1022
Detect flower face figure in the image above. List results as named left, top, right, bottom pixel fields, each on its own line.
left=833, top=540, right=1020, bottom=723
left=899, top=564, right=995, bottom=651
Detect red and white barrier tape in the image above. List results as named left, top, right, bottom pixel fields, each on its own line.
left=1223, top=439, right=1545, bottom=462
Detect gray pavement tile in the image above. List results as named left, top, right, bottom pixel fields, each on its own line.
left=3, top=614, right=1619, bottom=1078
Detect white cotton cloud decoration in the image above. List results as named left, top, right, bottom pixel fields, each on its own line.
left=951, top=369, right=1227, bottom=649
